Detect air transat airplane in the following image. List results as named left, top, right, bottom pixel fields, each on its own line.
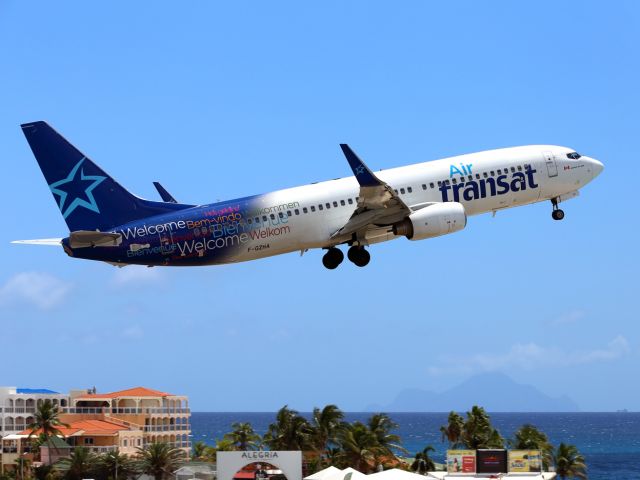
left=15, top=121, right=603, bottom=269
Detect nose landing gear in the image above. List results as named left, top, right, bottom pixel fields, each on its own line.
left=551, top=198, right=565, bottom=221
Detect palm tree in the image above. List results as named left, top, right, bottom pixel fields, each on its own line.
left=509, top=424, right=553, bottom=470
left=136, top=442, right=186, bottom=480
left=99, top=449, right=138, bottom=480
left=32, top=465, right=53, bottom=480
left=439, top=412, right=464, bottom=448
left=411, top=446, right=435, bottom=475
left=224, top=422, right=261, bottom=450
left=14, top=457, right=31, bottom=480
left=311, top=405, right=345, bottom=454
left=191, top=441, right=208, bottom=460
left=27, top=400, right=70, bottom=465
left=263, top=406, right=313, bottom=451
left=336, top=422, right=383, bottom=473
left=460, top=406, right=503, bottom=449
left=55, top=446, right=99, bottom=480
left=367, top=413, right=407, bottom=456
left=553, top=443, right=587, bottom=479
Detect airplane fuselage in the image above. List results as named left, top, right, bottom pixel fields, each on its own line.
left=62, top=144, right=602, bottom=267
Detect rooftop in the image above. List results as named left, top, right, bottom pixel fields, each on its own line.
left=75, top=386, right=175, bottom=399
left=21, top=419, right=129, bottom=437
left=16, top=388, right=60, bottom=394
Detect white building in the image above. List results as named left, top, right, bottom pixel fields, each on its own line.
left=0, top=387, right=69, bottom=436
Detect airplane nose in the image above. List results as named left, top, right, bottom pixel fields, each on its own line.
left=590, top=158, right=604, bottom=179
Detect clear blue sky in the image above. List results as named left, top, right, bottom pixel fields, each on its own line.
left=1, top=0, right=638, bottom=411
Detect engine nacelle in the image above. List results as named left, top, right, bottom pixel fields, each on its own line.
left=392, top=202, right=467, bottom=241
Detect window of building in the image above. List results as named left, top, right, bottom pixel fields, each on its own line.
left=84, top=438, right=94, bottom=445
left=123, top=439, right=128, bottom=447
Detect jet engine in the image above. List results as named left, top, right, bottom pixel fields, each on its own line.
left=392, top=202, right=466, bottom=241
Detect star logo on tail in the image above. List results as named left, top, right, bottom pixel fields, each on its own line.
left=49, top=158, right=106, bottom=219
left=355, top=165, right=365, bottom=176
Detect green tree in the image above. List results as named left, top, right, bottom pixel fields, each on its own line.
left=553, top=443, right=587, bottom=480
left=336, top=422, right=383, bottom=473
left=439, top=412, right=464, bottom=448
left=98, top=450, right=138, bottom=480
left=367, top=413, right=407, bottom=456
left=460, top=406, right=503, bottom=449
left=32, top=465, right=54, bottom=480
left=191, top=441, right=208, bottom=460
left=311, top=405, right=345, bottom=454
left=410, top=446, right=436, bottom=474
left=55, top=447, right=98, bottom=480
left=224, top=423, right=261, bottom=451
left=15, top=457, right=31, bottom=480
left=136, top=442, right=186, bottom=480
left=27, top=401, right=70, bottom=465
left=508, top=424, right=553, bottom=470
left=263, top=406, right=313, bottom=451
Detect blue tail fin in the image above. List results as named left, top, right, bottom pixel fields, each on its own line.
left=21, top=121, right=193, bottom=232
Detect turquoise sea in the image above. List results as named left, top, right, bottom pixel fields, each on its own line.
left=190, top=412, right=640, bottom=480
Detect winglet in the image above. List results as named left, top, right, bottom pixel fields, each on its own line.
left=340, top=144, right=383, bottom=187
left=153, top=182, right=178, bottom=203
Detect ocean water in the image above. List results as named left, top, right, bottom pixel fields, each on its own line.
left=190, top=412, right=640, bottom=480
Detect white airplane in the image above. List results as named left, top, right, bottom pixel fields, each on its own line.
left=17, top=122, right=603, bottom=269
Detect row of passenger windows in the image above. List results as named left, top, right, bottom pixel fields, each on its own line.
left=244, top=164, right=530, bottom=223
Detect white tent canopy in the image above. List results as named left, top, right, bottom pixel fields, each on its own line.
left=367, top=469, right=426, bottom=480
left=305, top=467, right=342, bottom=480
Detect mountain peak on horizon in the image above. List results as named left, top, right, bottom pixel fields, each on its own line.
left=364, top=372, right=579, bottom=412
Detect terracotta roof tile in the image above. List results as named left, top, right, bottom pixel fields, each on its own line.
left=21, top=419, right=129, bottom=437
left=75, top=387, right=173, bottom=399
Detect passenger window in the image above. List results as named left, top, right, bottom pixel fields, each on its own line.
left=437, top=180, right=442, bottom=186
left=483, top=172, right=488, bottom=178
left=295, top=209, right=300, bottom=215
left=451, top=179, right=456, bottom=184
left=326, top=203, right=330, bottom=209
left=408, top=187, right=412, bottom=193
left=303, top=207, right=308, bottom=214
left=279, top=212, right=284, bottom=218
left=247, top=218, right=252, bottom=224
left=490, top=170, right=495, bottom=176
left=511, top=167, right=515, bottom=173
left=400, top=188, right=406, bottom=194
left=394, top=189, right=398, bottom=194
left=333, top=201, right=338, bottom=207
left=318, top=204, right=323, bottom=210
left=270, top=214, right=276, bottom=220
left=348, top=198, right=353, bottom=204
left=263, top=215, right=268, bottom=222
left=468, top=175, right=472, bottom=181
left=497, top=169, right=502, bottom=174
left=475, top=174, right=480, bottom=179
left=422, top=184, right=427, bottom=190
left=340, top=200, right=345, bottom=206
left=310, top=206, right=316, bottom=212
left=255, top=217, right=260, bottom=223
left=430, top=182, right=435, bottom=188
left=445, top=180, right=450, bottom=185
left=517, top=165, right=522, bottom=171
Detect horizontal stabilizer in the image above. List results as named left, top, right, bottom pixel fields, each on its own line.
left=153, top=181, right=178, bottom=203
left=69, top=230, right=122, bottom=248
left=11, top=238, right=62, bottom=246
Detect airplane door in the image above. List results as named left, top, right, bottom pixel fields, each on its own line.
left=543, top=151, right=558, bottom=177
left=159, top=231, right=174, bottom=255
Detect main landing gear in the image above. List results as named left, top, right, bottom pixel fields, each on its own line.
left=322, top=246, right=371, bottom=269
left=551, top=198, right=565, bottom=221
left=347, top=245, right=370, bottom=267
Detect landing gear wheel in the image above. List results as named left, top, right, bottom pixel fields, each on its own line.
left=552, top=209, right=565, bottom=221
left=322, top=247, right=344, bottom=269
left=347, top=246, right=370, bottom=267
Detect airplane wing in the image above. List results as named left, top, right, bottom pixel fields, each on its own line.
left=331, top=144, right=411, bottom=239
left=153, top=181, right=178, bottom=203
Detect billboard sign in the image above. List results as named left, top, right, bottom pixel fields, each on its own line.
left=476, top=449, right=507, bottom=474
left=508, top=450, right=543, bottom=472
left=446, top=450, right=476, bottom=473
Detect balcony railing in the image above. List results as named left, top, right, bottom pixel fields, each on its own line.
left=62, top=407, right=190, bottom=415
left=1, top=407, right=37, bottom=414
left=143, top=425, right=191, bottom=432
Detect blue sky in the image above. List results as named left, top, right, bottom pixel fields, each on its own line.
left=1, top=0, right=638, bottom=411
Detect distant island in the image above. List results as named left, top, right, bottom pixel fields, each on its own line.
left=364, top=372, right=580, bottom=412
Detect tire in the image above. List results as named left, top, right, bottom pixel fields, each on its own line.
left=322, top=248, right=343, bottom=269
left=552, top=209, right=565, bottom=221
left=352, top=248, right=370, bottom=267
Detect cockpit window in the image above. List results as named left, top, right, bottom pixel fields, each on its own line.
left=567, top=152, right=582, bottom=160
